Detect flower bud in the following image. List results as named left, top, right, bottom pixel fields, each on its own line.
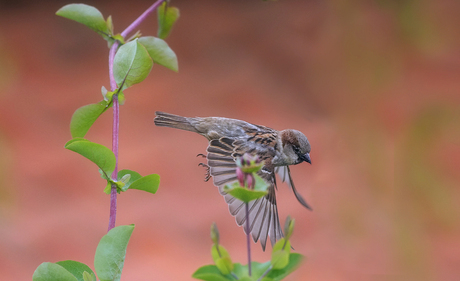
left=284, top=216, right=295, bottom=240
left=246, top=174, right=255, bottom=189
left=210, top=222, right=220, bottom=245
left=235, top=153, right=264, bottom=174
left=236, top=167, right=245, bottom=187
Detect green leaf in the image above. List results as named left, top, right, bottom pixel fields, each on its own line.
left=253, top=173, right=269, bottom=191
left=33, top=262, right=78, bottom=281
left=128, top=174, right=160, bottom=194
left=211, top=245, right=230, bottom=261
left=56, top=4, right=109, bottom=37
left=82, top=271, right=97, bottom=281
left=224, top=184, right=268, bottom=203
left=65, top=138, right=116, bottom=175
left=94, top=225, right=135, bottom=281
left=117, top=169, right=141, bottom=190
left=70, top=101, right=111, bottom=138
left=192, top=265, right=232, bottom=281
left=266, top=253, right=304, bottom=281
left=103, top=182, right=112, bottom=195
left=106, top=15, right=114, bottom=35
left=233, top=262, right=270, bottom=280
left=271, top=238, right=291, bottom=269
left=138, top=36, right=178, bottom=72
left=215, top=257, right=233, bottom=276
left=113, top=39, right=153, bottom=91
left=211, top=245, right=233, bottom=275
left=157, top=2, right=180, bottom=39
left=272, top=238, right=291, bottom=252
left=271, top=250, right=290, bottom=270
left=55, top=261, right=95, bottom=281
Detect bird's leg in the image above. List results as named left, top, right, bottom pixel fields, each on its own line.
left=197, top=154, right=211, bottom=182
left=198, top=163, right=211, bottom=182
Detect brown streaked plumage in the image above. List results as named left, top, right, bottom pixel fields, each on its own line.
left=154, top=111, right=312, bottom=250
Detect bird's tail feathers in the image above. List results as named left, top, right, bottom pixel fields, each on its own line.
left=154, top=111, right=198, bottom=133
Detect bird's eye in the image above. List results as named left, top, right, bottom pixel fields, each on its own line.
left=293, top=146, right=301, bottom=155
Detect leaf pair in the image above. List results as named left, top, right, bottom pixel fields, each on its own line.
left=57, top=3, right=179, bottom=97
left=65, top=139, right=159, bottom=195
left=33, top=225, right=135, bottom=281
left=55, top=3, right=180, bottom=42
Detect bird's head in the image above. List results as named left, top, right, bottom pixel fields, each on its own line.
left=280, top=129, right=311, bottom=165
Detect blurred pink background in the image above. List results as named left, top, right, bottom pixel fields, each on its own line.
left=1, top=0, right=460, bottom=280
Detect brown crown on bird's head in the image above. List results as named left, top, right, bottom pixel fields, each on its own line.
left=280, top=129, right=311, bottom=165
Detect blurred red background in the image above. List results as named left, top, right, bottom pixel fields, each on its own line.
left=1, top=0, right=460, bottom=280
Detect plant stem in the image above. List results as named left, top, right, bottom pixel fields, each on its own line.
left=106, top=0, right=165, bottom=232
left=120, top=0, right=166, bottom=38
left=107, top=38, right=119, bottom=232
left=246, top=202, right=252, bottom=276
left=108, top=96, right=119, bottom=232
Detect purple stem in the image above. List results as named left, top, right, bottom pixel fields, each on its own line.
left=246, top=202, right=252, bottom=276
left=107, top=0, right=165, bottom=232
left=121, top=0, right=166, bottom=38
left=108, top=40, right=119, bottom=232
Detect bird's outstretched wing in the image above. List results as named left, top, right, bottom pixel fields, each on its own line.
left=206, top=137, right=283, bottom=250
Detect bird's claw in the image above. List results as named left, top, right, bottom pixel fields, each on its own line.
left=198, top=162, right=211, bottom=182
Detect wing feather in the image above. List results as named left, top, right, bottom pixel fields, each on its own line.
left=206, top=137, right=283, bottom=250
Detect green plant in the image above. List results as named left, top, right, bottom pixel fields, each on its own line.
left=33, top=1, right=178, bottom=280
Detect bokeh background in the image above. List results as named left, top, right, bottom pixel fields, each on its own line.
left=1, top=0, right=460, bottom=280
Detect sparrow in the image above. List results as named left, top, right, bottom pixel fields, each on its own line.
left=154, top=111, right=312, bottom=250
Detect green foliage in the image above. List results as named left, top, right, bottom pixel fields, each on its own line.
left=192, top=254, right=303, bottom=281
left=70, top=100, right=112, bottom=138
left=55, top=261, right=96, bottom=281
left=33, top=263, right=79, bottom=281
left=157, top=2, right=180, bottom=39
left=138, top=36, right=178, bottom=72
left=224, top=174, right=268, bottom=203
left=82, top=271, right=97, bottom=281
left=94, top=225, right=135, bottom=281
left=32, top=225, right=134, bottom=281
left=56, top=4, right=110, bottom=41
left=192, top=265, right=231, bottom=281
left=283, top=217, right=295, bottom=240
left=127, top=173, right=160, bottom=193
left=270, top=239, right=291, bottom=270
left=117, top=169, right=142, bottom=189
left=65, top=138, right=116, bottom=176
left=211, top=245, right=234, bottom=275
left=194, top=222, right=303, bottom=281
left=113, top=39, right=153, bottom=91
left=265, top=253, right=303, bottom=281
left=104, top=169, right=160, bottom=194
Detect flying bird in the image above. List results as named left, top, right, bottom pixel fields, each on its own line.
left=154, top=111, right=312, bottom=250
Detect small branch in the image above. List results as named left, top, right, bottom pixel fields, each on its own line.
left=245, top=203, right=252, bottom=276
left=107, top=39, right=119, bottom=232
left=106, top=0, right=165, bottom=232
left=120, top=0, right=166, bottom=38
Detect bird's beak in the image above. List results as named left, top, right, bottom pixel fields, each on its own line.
left=301, top=153, right=311, bottom=164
